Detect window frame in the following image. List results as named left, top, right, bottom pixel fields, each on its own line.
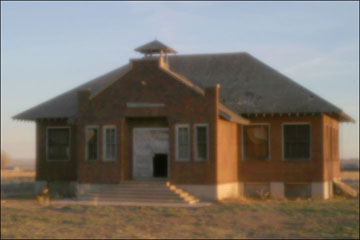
left=103, top=125, right=117, bottom=162
left=194, top=123, right=210, bottom=162
left=242, top=123, right=271, bottom=161
left=282, top=123, right=312, bottom=161
left=175, top=124, right=191, bottom=162
left=85, top=125, right=99, bottom=162
left=46, top=126, right=71, bottom=162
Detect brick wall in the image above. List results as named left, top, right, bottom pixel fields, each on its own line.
left=217, top=119, right=239, bottom=184
left=36, top=119, right=77, bottom=181
left=76, top=58, right=218, bottom=184
left=238, top=115, right=325, bottom=182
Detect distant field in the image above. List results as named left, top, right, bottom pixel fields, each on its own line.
left=1, top=170, right=35, bottom=182
left=341, top=170, right=359, bottom=192
left=1, top=198, right=359, bottom=239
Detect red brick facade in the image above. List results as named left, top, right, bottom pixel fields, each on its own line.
left=35, top=58, right=340, bottom=187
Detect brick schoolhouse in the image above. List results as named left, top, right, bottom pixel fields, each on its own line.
left=14, top=40, right=354, bottom=201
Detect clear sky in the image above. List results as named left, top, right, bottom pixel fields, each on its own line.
left=1, top=1, right=359, bottom=161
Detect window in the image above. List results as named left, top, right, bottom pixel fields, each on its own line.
left=243, top=125, right=269, bottom=160
left=47, top=127, right=70, bottom=161
left=175, top=124, right=190, bottom=161
left=283, top=124, right=310, bottom=160
left=103, top=126, right=117, bottom=162
left=194, top=124, right=209, bottom=161
left=86, top=126, right=98, bottom=161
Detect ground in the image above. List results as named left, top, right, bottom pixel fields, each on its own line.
left=1, top=170, right=359, bottom=239
left=1, top=198, right=359, bottom=239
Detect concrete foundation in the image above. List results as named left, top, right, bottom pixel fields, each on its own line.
left=311, top=181, right=330, bottom=199
left=176, top=184, right=217, bottom=201
left=47, top=181, right=77, bottom=198
left=76, top=183, right=109, bottom=196
left=270, top=182, right=285, bottom=199
left=34, top=181, right=47, bottom=194
left=216, top=182, right=239, bottom=200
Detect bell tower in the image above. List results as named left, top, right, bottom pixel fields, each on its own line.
left=134, top=40, right=177, bottom=67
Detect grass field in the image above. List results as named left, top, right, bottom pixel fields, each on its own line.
left=1, top=170, right=359, bottom=238
left=1, top=198, right=359, bottom=239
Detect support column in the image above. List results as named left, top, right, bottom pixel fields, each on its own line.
left=312, top=181, right=330, bottom=199
left=270, top=182, right=285, bottom=199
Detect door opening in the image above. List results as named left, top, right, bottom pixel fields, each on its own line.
left=153, top=154, right=168, bottom=178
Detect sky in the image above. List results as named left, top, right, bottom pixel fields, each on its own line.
left=1, top=1, right=359, bottom=161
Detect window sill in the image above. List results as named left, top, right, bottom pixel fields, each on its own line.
left=283, top=158, right=311, bottom=162
left=46, top=159, right=70, bottom=162
left=103, top=160, right=116, bottom=163
left=243, top=159, right=270, bottom=162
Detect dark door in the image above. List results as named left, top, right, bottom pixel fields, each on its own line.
left=153, top=154, right=168, bottom=178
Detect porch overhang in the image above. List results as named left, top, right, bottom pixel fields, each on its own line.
left=219, top=103, right=250, bottom=125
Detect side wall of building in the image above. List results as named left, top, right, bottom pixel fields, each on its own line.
left=216, top=119, right=239, bottom=199
left=36, top=120, right=77, bottom=182
left=322, top=114, right=340, bottom=180
left=238, top=115, right=324, bottom=183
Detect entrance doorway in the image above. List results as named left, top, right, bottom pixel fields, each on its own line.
left=153, top=154, right=168, bottom=177
left=133, top=128, right=169, bottom=179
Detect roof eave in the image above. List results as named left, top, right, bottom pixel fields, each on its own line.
left=219, top=103, right=250, bottom=125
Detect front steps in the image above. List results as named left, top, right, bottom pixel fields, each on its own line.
left=77, top=181, right=200, bottom=205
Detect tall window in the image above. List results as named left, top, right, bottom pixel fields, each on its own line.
left=86, top=126, right=98, bottom=161
left=194, top=124, right=209, bottom=161
left=47, top=128, right=70, bottom=161
left=175, top=125, right=190, bottom=161
left=103, top=126, right=117, bottom=162
left=283, top=124, right=310, bottom=160
left=243, top=125, right=269, bottom=160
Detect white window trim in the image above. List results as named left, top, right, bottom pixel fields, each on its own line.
left=175, top=124, right=190, bottom=162
left=282, top=122, right=312, bottom=161
left=85, top=125, right=99, bottom=161
left=46, top=126, right=71, bottom=162
left=194, top=123, right=210, bottom=162
left=103, top=125, right=117, bottom=162
left=241, top=123, right=271, bottom=161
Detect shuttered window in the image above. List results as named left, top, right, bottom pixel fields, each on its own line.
left=86, top=126, right=98, bottom=161
left=47, top=128, right=70, bottom=161
left=195, top=124, right=209, bottom=161
left=243, top=125, right=269, bottom=160
left=103, top=126, right=117, bottom=162
left=283, top=124, right=310, bottom=160
left=176, top=125, right=190, bottom=161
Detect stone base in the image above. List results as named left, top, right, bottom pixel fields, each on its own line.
left=176, top=182, right=240, bottom=201
left=34, top=181, right=47, bottom=194
left=312, top=181, right=332, bottom=199
left=47, top=181, right=77, bottom=198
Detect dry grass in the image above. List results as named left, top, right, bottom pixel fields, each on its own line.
left=1, top=170, right=35, bottom=182
left=341, top=170, right=359, bottom=192
left=1, top=170, right=359, bottom=238
left=1, top=198, right=359, bottom=239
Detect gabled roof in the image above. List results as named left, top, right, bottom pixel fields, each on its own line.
left=135, top=40, right=177, bottom=54
left=13, top=52, right=354, bottom=122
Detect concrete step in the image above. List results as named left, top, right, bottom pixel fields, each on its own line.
left=97, top=186, right=172, bottom=191
left=78, top=197, right=186, bottom=203
left=77, top=181, right=189, bottom=204
left=82, top=191, right=179, bottom=197
left=81, top=193, right=181, bottom=200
